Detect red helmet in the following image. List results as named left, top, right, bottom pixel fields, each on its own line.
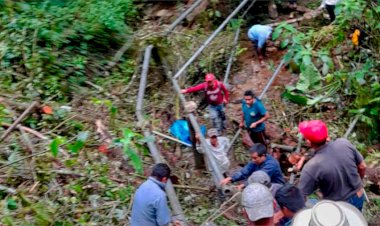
left=205, top=73, right=215, bottom=82
left=298, top=120, right=328, bottom=143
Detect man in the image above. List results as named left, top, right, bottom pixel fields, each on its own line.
left=131, top=163, right=176, bottom=226
left=240, top=90, right=270, bottom=146
left=319, top=0, right=340, bottom=22
left=196, top=128, right=230, bottom=176
left=298, top=120, right=366, bottom=211
left=220, top=143, right=285, bottom=186
left=247, top=25, right=272, bottom=63
left=181, top=73, right=229, bottom=134
left=274, top=184, right=305, bottom=226
left=241, top=183, right=274, bottom=226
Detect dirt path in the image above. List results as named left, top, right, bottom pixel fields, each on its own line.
left=226, top=39, right=298, bottom=142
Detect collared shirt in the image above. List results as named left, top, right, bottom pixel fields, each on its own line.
left=131, top=177, right=171, bottom=226
left=231, top=155, right=285, bottom=184
left=242, top=98, right=267, bottom=132
left=247, top=25, right=272, bottom=48
left=298, top=138, right=364, bottom=201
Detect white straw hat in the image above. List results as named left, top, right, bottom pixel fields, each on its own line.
left=292, top=200, right=367, bottom=226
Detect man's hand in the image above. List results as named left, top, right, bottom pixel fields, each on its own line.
left=224, top=99, right=229, bottom=105
left=239, top=122, right=244, bottom=128
left=173, top=220, right=181, bottom=226
left=220, top=177, right=232, bottom=186
left=236, top=184, right=245, bottom=191
left=250, top=122, right=257, bottom=128
left=180, top=89, right=187, bottom=94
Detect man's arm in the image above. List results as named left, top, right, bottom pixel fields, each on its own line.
left=220, top=162, right=256, bottom=185
left=298, top=171, right=317, bottom=200
left=181, top=83, right=206, bottom=94
left=155, top=196, right=172, bottom=226
left=250, top=112, right=269, bottom=128
left=220, top=82, right=229, bottom=103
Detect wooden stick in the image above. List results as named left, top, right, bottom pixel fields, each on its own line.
left=0, top=150, right=49, bottom=170
left=1, top=122, right=48, bottom=140
left=265, top=9, right=322, bottom=27
left=0, top=101, right=39, bottom=142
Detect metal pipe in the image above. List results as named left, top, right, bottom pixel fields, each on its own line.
left=343, top=115, right=370, bottom=203
left=289, top=135, right=303, bottom=184
left=271, top=143, right=296, bottom=152
left=224, top=26, right=240, bottom=85
left=135, top=45, right=187, bottom=225
left=171, top=78, right=225, bottom=185
left=164, top=0, right=204, bottom=34
left=173, top=0, right=254, bottom=79
left=152, top=130, right=192, bottom=147
left=344, top=115, right=360, bottom=139
left=259, top=59, right=285, bottom=99
left=223, top=0, right=256, bottom=85
left=227, top=128, right=242, bottom=153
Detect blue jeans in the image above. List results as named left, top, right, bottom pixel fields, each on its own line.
left=208, top=104, right=226, bottom=133
left=346, top=191, right=364, bottom=211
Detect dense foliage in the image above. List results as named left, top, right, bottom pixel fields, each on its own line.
left=0, top=0, right=136, bottom=101
left=274, top=0, right=380, bottom=142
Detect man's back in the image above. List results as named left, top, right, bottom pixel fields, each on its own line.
left=131, top=178, right=171, bottom=226
left=248, top=25, right=272, bottom=48
left=299, top=138, right=363, bottom=200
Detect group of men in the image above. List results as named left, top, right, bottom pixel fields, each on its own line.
left=131, top=119, right=367, bottom=225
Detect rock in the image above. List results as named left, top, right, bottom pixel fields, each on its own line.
left=267, top=46, right=278, bottom=53
left=155, top=9, right=172, bottom=18
left=268, top=4, right=278, bottom=19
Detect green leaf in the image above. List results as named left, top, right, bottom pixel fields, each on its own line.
left=214, top=10, right=221, bottom=17
left=68, top=131, right=88, bottom=153
left=281, top=90, right=308, bottom=105
left=7, top=198, right=17, bottom=210
left=281, top=39, right=290, bottom=48
left=272, top=27, right=282, bottom=40
left=50, top=138, right=62, bottom=157
left=302, top=55, right=312, bottom=66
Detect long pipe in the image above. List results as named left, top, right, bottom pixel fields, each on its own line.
left=259, top=59, right=285, bottom=99
left=224, top=27, right=241, bottom=85
left=171, top=78, right=225, bottom=185
left=164, top=0, right=204, bottom=34
left=223, top=0, right=256, bottom=85
left=135, top=45, right=187, bottom=225
left=173, top=0, right=254, bottom=79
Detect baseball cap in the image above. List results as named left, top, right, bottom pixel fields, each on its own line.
left=292, top=200, right=367, bottom=226
left=207, top=128, right=218, bottom=137
left=205, top=73, right=215, bottom=82
left=247, top=170, right=271, bottom=188
left=298, top=120, right=328, bottom=144
left=242, top=183, right=274, bottom=222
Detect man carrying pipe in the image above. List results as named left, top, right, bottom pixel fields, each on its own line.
left=181, top=73, right=229, bottom=134
left=297, top=120, right=367, bottom=211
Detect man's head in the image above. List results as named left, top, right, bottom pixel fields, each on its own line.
left=205, top=73, right=216, bottom=87
left=151, top=163, right=171, bottom=183
left=244, top=90, right=256, bottom=106
left=248, top=170, right=271, bottom=188
left=275, top=184, right=305, bottom=218
left=298, top=120, right=328, bottom=147
left=207, top=128, right=219, bottom=146
left=249, top=143, right=267, bottom=165
left=242, top=183, right=274, bottom=224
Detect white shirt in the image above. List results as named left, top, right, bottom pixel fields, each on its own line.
left=197, top=137, right=230, bottom=173
left=321, top=0, right=340, bottom=7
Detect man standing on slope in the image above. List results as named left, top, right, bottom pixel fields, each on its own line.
left=131, top=163, right=180, bottom=226
left=298, top=120, right=367, bottom=211
left=240, top=90, right=270, bottom=146
left=181, top=73, right=229, bottom=134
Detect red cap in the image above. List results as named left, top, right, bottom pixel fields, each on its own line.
left=298, top=120, right=328, bottom=143
left=205, top=73, right=215, bottom=82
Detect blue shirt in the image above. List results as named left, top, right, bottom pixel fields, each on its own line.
left=231, top=155, right=285, bottom=184
left=247, top=25, right=273, bottom=48
left=242, top=98, right=267, bottom=132
left=131, top=177, right=171, bottom=226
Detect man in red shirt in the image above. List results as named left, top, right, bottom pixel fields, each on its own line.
left=181, top=73, right=229, bottom=134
